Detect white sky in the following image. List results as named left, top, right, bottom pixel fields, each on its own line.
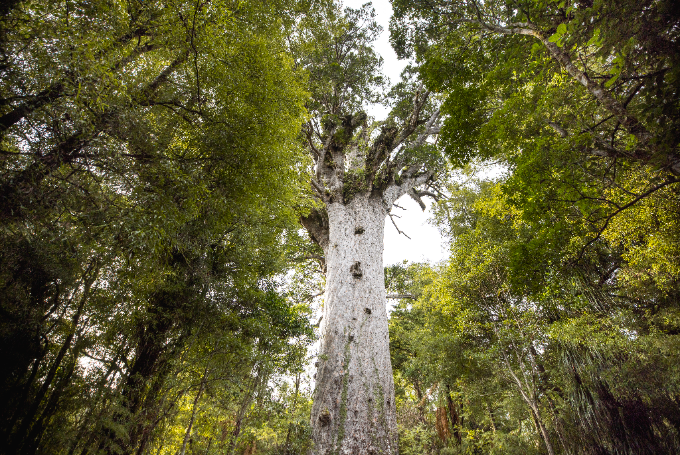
left=342, top=0, right=448, bottom=266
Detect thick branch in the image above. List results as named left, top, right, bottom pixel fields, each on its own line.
left=312, top=112, right=368, bottom=203
left=383, top=170, right=434, bottom=209
left=412, top=108, right=441, bottom=149
left=0, top=83, right=65, bottom=134
left=413, top=189, right=440, bottom=201
left=310, top=178, right=329, bottom=202
left=392, top=88, right=432, bottom=151
left=0, top=51, right=191, bottom=220
left=547, top=120, right=679, bottom=174
left=407, top=188, right=426, bottom=211
left=304, top=124, right=321, bottom=158
left=1, top=33, right=157, bottom=134
left=137, top=50, right=190, bottom=101
left=547, top=121, right=568, bottom=138
left=474, top=20, right=655, bottom=151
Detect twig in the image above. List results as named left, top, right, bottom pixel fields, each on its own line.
left=386, top=293, right=416, bottom=299
left=388, top=212, right=411, bottom=239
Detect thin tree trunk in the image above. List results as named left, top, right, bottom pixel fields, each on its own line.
left=486, top=404, right=496, bottom=435
left=310, top=193, right=397, bottom=455
left=178, top=368, right=208, bottom=455
left=21, top=350, right=81, bottom=455
left=446, top=385, right=462, bottom=445
left=435, top=406, right=451, bottom=442
left=66, top=353, right=122, bottom=455
left=503, top=356, right=556, bottom=455
left=4, top=343, right=48, bottom=440
left=283, top=372, right=301, bottom=454
left=226, top=369, right=261, bottom=455
left=528, top=346, right=570, bottom=455
left=133, top=362, right=183, bottom=455
left=7, top=272, right=95, bottom=454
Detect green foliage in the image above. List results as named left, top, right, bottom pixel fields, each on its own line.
left=390, top=171, right=680, bottom=454
left=0, top=0, right=315, bottom=453
left=292, top=1, right=386, bottom=119
left=387, top=10, right=680, bottom=452
left=391, top=0, right=680, bottom=270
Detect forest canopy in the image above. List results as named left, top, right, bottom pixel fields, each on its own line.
left=388, top=0, right=680, bottom=454
left=1, top=1, right=314, bottom=454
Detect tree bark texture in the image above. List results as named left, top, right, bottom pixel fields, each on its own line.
left=300, top=63, right=439, bottom=452
left=310, top=193, right=397, bottom=455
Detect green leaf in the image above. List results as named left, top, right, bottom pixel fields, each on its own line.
left=548, top=23, right=568, bottom=46
left=586, top=28, right=602, bottom=47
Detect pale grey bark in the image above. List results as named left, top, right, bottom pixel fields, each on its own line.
left=311, top=193, right=397, bottom=455
left=300, top=72, right=441, bottom=454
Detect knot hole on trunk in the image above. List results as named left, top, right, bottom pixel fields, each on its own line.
left=354, top=226, right=365, bottom=235
left=318, top=409, right=331, bottom=427
left=350, top=261, right=362, bottom=279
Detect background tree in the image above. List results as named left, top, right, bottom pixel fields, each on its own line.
left=390, top=0, right=680, bottom=285
left=387, top=169, right=680, bottom=455
left=384, top=4, right=680, bottom=451
left=0, top=1, right=315, bottom=454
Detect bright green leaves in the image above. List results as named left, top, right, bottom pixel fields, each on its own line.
left=438, top=87, right=488, bottom=167
left=0, top=1, right=314, bottom=453
left=600, top=169, right=680, bottom=294
left=586, top=28, right=602, bottom=47
left=389, top=1, right=680, bottom=451
left=391, top=168, right=680, bottom=454
left=548, top=23, right=568, bottom=47
left=604, top=53, right=625, bottom=88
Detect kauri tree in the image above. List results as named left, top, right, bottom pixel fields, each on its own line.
left=294, top=4, right=444, bottom=454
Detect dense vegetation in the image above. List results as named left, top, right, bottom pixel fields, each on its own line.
left=1, top=0, right=678, bottom=454
left=388, top=0, right=680, bottom=454
left=0, top=1, right=315, bottom=454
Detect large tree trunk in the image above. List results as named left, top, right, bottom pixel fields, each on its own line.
left=310, top=193, right=397, bottom=455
